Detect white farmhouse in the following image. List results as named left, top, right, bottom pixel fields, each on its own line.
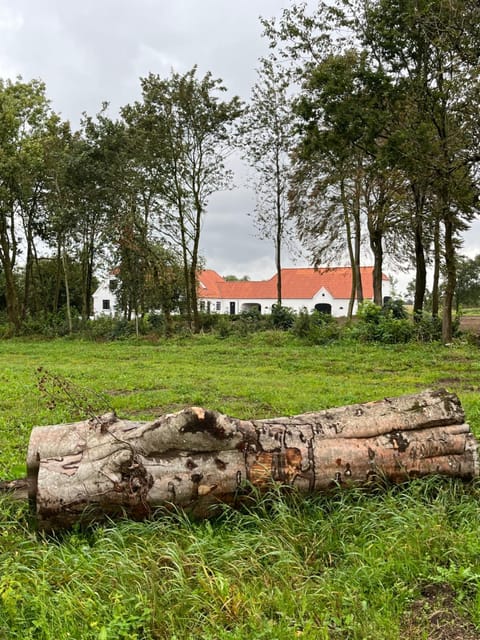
left=197, top=267, right=391, bottom=317
left=92, top=267, right=391, bottom=318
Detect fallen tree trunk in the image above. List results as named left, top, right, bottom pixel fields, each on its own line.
left=20, top=388, right=478, bottom=530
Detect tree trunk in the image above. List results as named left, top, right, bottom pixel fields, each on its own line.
left=432, top=214, right=441, bottom=318
left=412, top=186, right=427, bottom=319
left=442, top=213, right=456, bottom=344
left=340, top=177, right=356, bottom=319
left=23, top=389, right=477, bottom=530
left=275, top=147, right=283, bottom=308
left=368, top=224, right=384, bottom=306
left=61, top=249, right=73, bottom=334
left=2, top=254, right=21, bottom=333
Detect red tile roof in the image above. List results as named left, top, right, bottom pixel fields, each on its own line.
left=197, top=269, right=226, bottom=298
left=198, top=267, right=388, bottom=301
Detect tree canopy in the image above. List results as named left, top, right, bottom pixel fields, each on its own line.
left=262, top=0, right=480, bottom=340
left=0, top=3, right=479, bottom=338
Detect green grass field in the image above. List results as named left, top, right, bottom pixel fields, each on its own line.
left=1, top=334, right=480, bottom=639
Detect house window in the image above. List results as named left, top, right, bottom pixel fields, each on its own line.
left=102, top=299, right=110, bottom=310
left=109, top=278, right=118, bottom=292
left=200, top=300, right=206, bottom=311
left=216, top=301, right=221, bottom=311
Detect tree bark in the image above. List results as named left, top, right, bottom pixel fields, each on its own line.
left=22, top=389, right=478, bottom=530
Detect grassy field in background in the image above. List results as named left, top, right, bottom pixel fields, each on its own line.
left=1, top=334, right=480, bottom=639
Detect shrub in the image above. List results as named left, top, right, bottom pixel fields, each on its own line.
left=357, top=300, right=383, bottom=324
left=0, top=322, right=11, bottom=338
left=377, top=317, right=414, bottom=343
left=84, top=316, right=137, bottom=340
left=215, top=315, right=233, bottom=338
left=197, top=312, right=221, bottom=333
left=292, top=309, right=342, bottom=344
left=269, top=304, right=296, bottom=330
left=145, top=312, right=165, bottom=332
left=383, top=298, right=408, bottom=319
left=354, top=299, right=415, bottom=344
left=233, top=310, right=259, bottom=336
left=412, top=314, right=442, bottom=342
left=292, top=309, right=312, bottom=339
left=20, top=309, right=81, bottom=338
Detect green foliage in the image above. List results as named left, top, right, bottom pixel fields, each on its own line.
left=383, top=297, right=408, bottom=319
left=122, top=67, right=243, bottom=332
left=354, top=300, right=414, bottom=343
left=214, top=315, right=233, bottom=339
left=19, top=310, right=81, bottom=338
left=196, top=312, right=221, bottom=333
left=357, top=300, right=383, bottom=324
left=144, top=312, right=165, bottom=333
left=21, top=257, right=88, bottom=318
left=0, top=78, right=55, bottom=332
left=412, top=314, right=443, bottom=343
left=376, top=317, right=414, bottom=344
left=269, top=304, right=296, bottom=330
left=292, top=309, right=341, bottom=344
left=456, top=254, right=480, bottom=310
left=83, top=316, right=137, bottom=341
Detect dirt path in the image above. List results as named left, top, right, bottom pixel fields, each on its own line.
left=459, top=316, right=480, bottom=334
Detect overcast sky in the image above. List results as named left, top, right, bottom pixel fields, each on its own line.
left=0, top=0, right=478, bottom=290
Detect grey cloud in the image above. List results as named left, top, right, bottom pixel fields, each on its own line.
left=0, top=0, right=477, bottom=278
left=6, top=0, right=289, bottom=121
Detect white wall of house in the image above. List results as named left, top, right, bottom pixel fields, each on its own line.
left=92, top=277, right=118, bottom=317
left=199, top=280, right=392, bottom=318
left=200, top=298, right=278, bottom=315
left=92, top=275, right=393, bottom=318
left=201, top=292, right=352, bottom=317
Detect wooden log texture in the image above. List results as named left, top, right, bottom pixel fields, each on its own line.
left=26, top=388, right=478, bottom=530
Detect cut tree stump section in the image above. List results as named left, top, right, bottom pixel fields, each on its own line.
left=20, top=388, right=478, bottom=530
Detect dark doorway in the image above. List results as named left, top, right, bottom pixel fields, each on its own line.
left=229, top=301, right=236, bottom=315
left=315, top=303, right=332, bottom=315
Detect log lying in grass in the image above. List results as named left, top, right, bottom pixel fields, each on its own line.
left=21, top=388, right=478, bottom=530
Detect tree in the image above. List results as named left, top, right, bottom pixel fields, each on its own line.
left=224, top=275, right=250, bottom=281
left=262, top=0, right=480, bottom=339
left=455, top=254, right=480, bottom=310
left=355, top=0, right=480, bottom=340
left=0, top=78, right=54, bottom=332
left=113, top=220, right=185, bottom=331
left=124, top=68, right=242, bottom=332
left=289, top=147, right=365, bottom=317
left=44, top=110, right=114, bottom=324
left=72, top=112, right=120, bottom=320
left=238, top=57, right=294, bottom=306
left=42, top=117, right=85, bottom=332
left=142, top=244, right=185, bottom=334
left=291, top=49, right=404, bottom=308
left=22, top=256, right=86, bottom=318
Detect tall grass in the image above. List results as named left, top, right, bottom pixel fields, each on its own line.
left=0, top=335, right=480, bottom=638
